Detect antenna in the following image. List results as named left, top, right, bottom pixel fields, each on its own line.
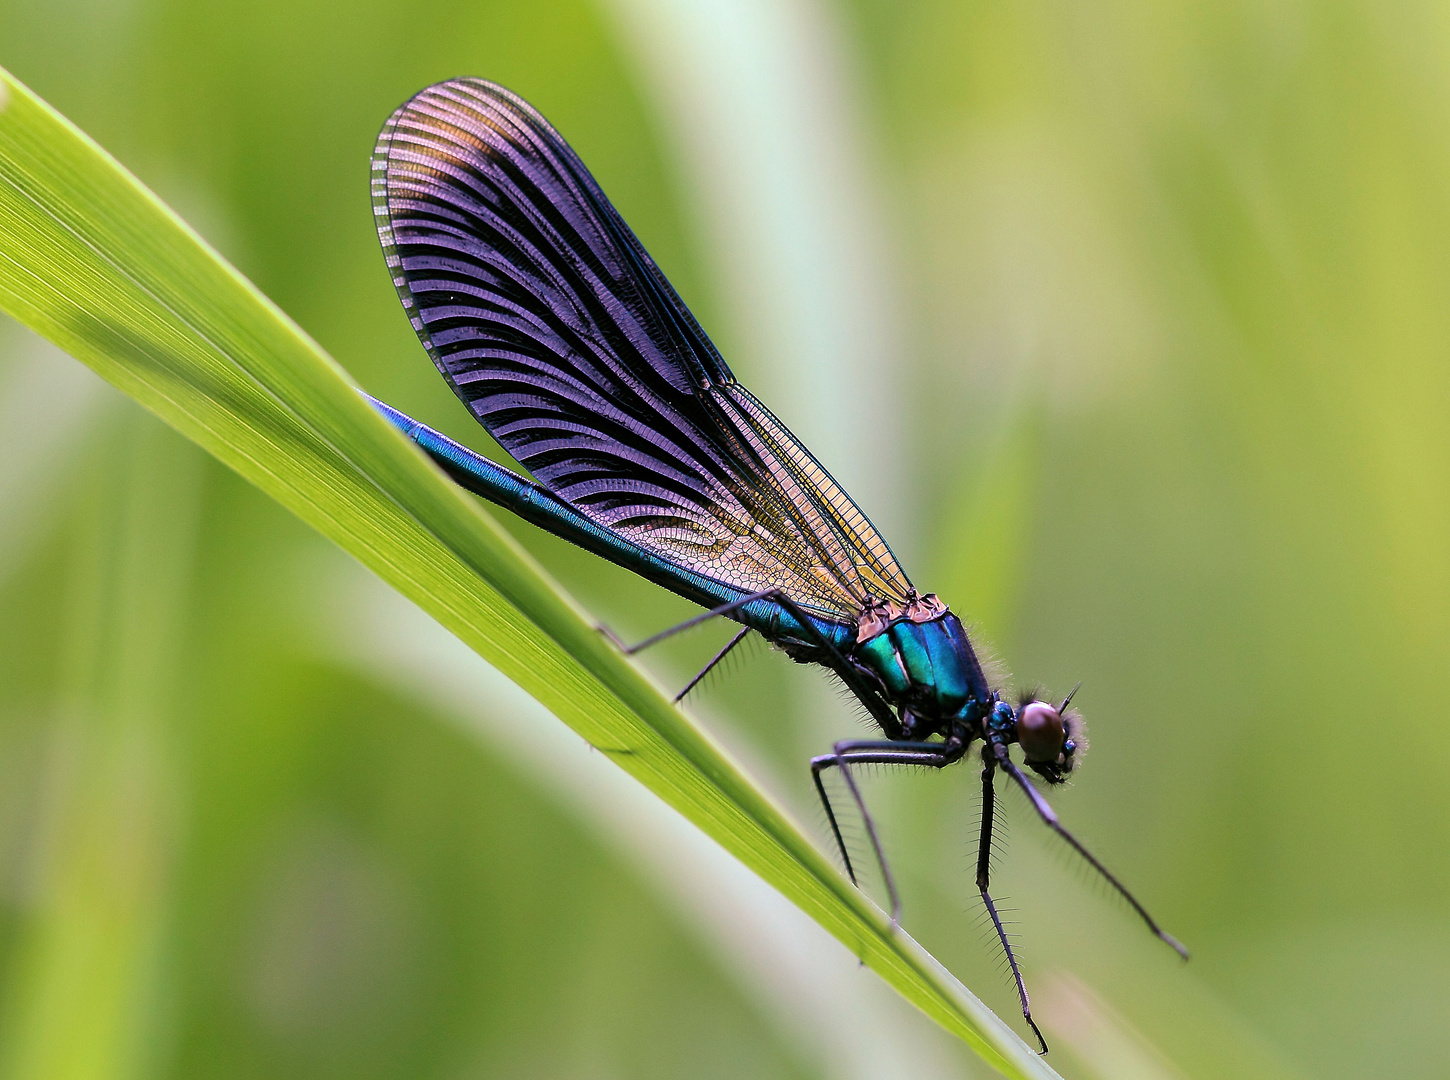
left=1058, top=680, right=1082, bottom=713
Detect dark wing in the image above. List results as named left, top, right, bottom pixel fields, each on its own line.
left=373, top=78, right=913, bottom=623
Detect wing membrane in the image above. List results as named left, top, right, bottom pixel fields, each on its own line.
left=373, top=78, right=913, bottom=623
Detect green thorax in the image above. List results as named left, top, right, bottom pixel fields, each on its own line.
left=852, top=597, right=992, bottom=722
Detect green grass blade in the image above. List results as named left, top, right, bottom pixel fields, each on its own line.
left=0, top=68, right=1061, bottom=1080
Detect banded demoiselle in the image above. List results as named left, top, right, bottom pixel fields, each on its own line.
left=365, top=79, right=1186, bottom=1053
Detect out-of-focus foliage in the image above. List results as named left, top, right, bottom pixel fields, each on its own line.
left=0, top=1, right=1447, bottom=1079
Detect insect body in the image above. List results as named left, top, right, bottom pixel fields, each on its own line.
left=367, top=78, right=1184, bottom=1053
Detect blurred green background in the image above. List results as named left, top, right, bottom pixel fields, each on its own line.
left=1, top=1, right=1448, bottom=1077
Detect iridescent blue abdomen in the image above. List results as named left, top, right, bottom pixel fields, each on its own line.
left=853, top=610, right=992, bottom=724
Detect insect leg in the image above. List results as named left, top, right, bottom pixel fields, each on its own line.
left=811, top=757, right=857, bottom=886
left=606, top=586, right=899, bottom=732
left=765, top=591, right=899, bottom=732
left=605, top=588, right=778, bottom=654
left=674, top=626, right=750, bottom=702
left=810, top=740, right=965, bottom=924
left=977, top=757, right=1048, bottom=1054
left=995, top=747, right=1189, bottom=959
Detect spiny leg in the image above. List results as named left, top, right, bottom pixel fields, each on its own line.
left=977, top=758, right=1048, bottom=1054
left=811, top=740, right=964, bottom=924
left=812, top=758, right=857, bottom=885
left=767, top=591, right=903, bottom=733
left=995, top=746, right=1189, bottom=960
left=674, top=626, right=750, bottom=702
left=603, top=588, right=777, bottom=655
left=604, top=587, right=901, bottom=732
left=831, top=752, right=891, bottom=916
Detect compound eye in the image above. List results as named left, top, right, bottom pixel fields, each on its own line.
left=1016, top=701, right=1065, bottom=762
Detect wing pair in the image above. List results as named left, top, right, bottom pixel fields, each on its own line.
left=372, top=78, right=913, bottom=626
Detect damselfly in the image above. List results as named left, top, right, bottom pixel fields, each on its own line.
left=365, top=79, right=1186, bottom=1052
